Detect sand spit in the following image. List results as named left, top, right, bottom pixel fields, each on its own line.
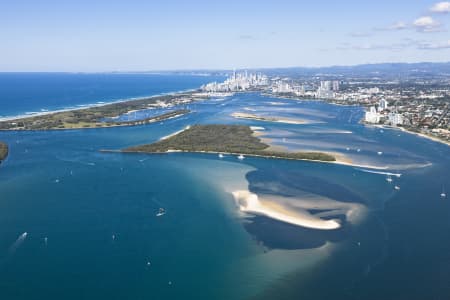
left=232, top=112, right=308, bottom=125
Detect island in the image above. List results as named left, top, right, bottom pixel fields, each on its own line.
left=0, top=92, right=209, bottom=131
left=115, top=124, right=336, bottom=162
left=0, top=142, right=8, bottom=163
left=231, top=112, right=308, bottom=124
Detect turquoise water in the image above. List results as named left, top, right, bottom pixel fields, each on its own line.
left=0, top=79, right=450, bottom=299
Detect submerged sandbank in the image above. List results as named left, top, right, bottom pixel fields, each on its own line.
left=232, top=190, right=366, bottom=230
left=231, top=112, right=309, bottom=125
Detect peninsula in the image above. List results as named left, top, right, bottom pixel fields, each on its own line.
left=0, top=142, right=8, bottom=162
left=119, top=124, right=336, bottom=162
left=0, top=92, right=208, bottom=130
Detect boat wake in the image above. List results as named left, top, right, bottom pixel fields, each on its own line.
left=9, top=232, right=28, bottom=254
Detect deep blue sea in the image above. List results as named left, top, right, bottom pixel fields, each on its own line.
left=0, top=73, right=224, bottom=118
left=0, top=74, right=450, bottom=300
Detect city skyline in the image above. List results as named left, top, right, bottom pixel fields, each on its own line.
left=1, top=0, right=450, bottom=72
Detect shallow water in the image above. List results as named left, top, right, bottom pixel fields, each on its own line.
left=0, top=85, right=449, bottom=299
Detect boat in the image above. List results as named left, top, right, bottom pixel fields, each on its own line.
left=386, top=176, right=393, bottom=183
left=394, top=185, right=400, bottom=190
left=218, top=153, right=224, bottom=158
left=357, top=149, right=361, bottom=152
left=237, top=154, right=245, bottom=160
left=156, top=208, right=166, bottom=217
left=346, top=147, right=350, bottom=151
left=377, top=151, right=383, bottom=155
left=441, top=187, right=446, bottom=198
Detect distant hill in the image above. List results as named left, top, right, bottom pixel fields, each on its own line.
left=248, top=62, right=450, bottom=79
left=157, top=62, right=450, bottom=79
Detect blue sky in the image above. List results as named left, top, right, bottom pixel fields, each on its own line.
left=1, top=0, right=449, bottom=71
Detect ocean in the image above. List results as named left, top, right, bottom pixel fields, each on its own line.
left=0, top=74, right=449, bottom=300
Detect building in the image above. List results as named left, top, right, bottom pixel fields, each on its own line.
left=201, top=71, right=268, bottom=93
left=365, top=106, right=380, bottom=123
left=379, top=99, right=389, bottom=111
left=388, top=113, right=403, bottom=126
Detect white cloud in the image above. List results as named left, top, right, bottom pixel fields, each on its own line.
left=349, top=32, right=372, bottom=37
left=418, top=40, right=450, bottom=49
left=430, top=2, right=450, bottom=13
left=374, top=21, right=408, bottom=31
left=389, top=21, right=408, bottom=30
left=413, top=16, right=442, bottom=32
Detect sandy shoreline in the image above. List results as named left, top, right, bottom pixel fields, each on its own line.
left=0, top=88, right=198, bottom=122
left=232, top=112, right=308, bottom=125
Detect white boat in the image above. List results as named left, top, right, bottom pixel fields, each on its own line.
left=441, top=187, right=446, bottom=198
left=394, top=185, right=400, bottom=190
left=377, top=151, right=383, bottom=155
left=237, top=154, right=245, bottom=160
left=386, top=176, right=393, bottom=183
left=218, top=153, right=224, bottom=158
left=156, top=208, right=166, bottom=217
left=346, top=147, right=350, bottom=151
left=357, top=149, right=361, bottom=152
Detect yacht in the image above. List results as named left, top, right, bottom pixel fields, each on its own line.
left=377, top=151, right=383, bottom=155
left=441, top=187, right=446, bottom=198
left=156, top=208, right=166, bottom=217
left=218, top=153, right=224, bottom=158
left=237, top=154, right=245, bottom=160
left=386, top=176, right=393, bottom=183
left=394, top=185, right=400, bottom=190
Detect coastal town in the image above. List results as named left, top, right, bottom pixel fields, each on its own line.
left=200, top=70, right=450, bottom=144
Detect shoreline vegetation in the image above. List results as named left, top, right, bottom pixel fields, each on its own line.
left=0, top=142, right=8, bottom=162
left=0, top=91, right=208, bottom=130
left=115, top=125, right=336, bottom=162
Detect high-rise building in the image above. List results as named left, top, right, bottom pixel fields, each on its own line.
left=332, top=81, right=340, bottom=91
left=379, top=99, right=389, bottom=111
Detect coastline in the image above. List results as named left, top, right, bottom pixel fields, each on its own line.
left=366, top=123, right=450, bottom=148
left=0, top=142, right=8, bottom=163
left=101, top=148, right=392, bottom=170
left=0, top=87, right=200, bottom=123
left=0, top=110, right=190, bottom=131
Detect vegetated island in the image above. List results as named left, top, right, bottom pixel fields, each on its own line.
left=0, top=142, right=8, bottom=163
left=115, top=124, right=336, bottom=162
left=0, top=92, right=209, bottom=130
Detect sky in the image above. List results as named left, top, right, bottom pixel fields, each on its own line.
left=1, top=0, right=450, bottom=71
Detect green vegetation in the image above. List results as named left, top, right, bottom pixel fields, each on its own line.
left=123, top=124, right=336, bottom=162
left=0, top=108, right=190, bottom=131
left=0, top=91, right=206, bottom=130
left=0, top=142, right=8, bottom=162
